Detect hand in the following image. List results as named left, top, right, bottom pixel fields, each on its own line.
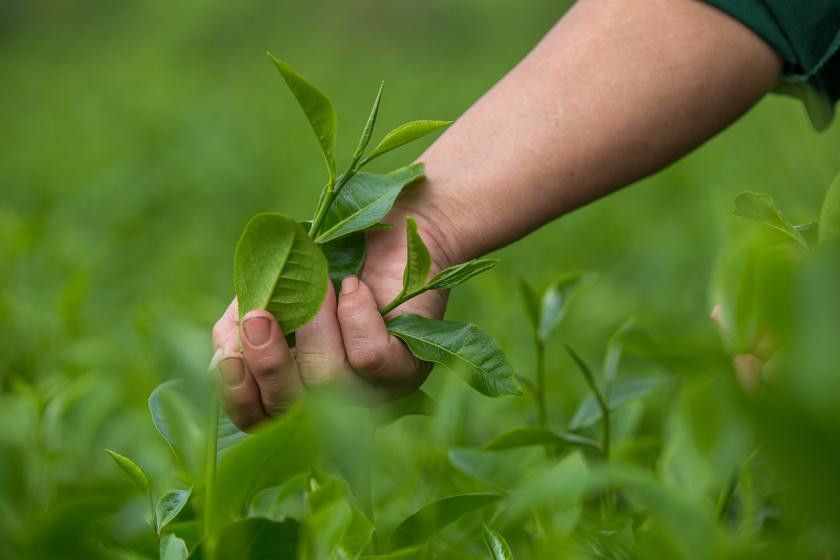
left=211, top=210, right=452, bottom=431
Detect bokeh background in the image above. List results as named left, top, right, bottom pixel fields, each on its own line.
left=2, top=1, right=840, bottom=558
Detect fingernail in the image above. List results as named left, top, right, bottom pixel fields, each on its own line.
left=243, top=317, right=271, bottom=346
left=219, top=357, right=245, bottom=387
left=341, top=276, right=359, bottom=295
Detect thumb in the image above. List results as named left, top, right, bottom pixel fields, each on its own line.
left=337, top=276, right=422, bottom=387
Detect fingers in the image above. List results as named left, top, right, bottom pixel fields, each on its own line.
left=337, top=276, right=427, bottom=394
left=239, top=309, right=303, bottom=416
left=211, top=300, right=267, bottom=430
left=296, top=282, right=352, bottom=390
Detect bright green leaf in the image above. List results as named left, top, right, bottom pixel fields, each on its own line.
left=207, top=406, right=317, bottom=532
left=733, top=192, right=808, bottom=248
left=482, top=525, right=513, bottom=560
left=569, top=377, right=670, bottom=430
left=427, top=259, right=499, bottom=290
left=234, top=213, right=328, bottom=333
left=160, top=534, right=188, bottom=560
left=268, top=54, right=337, bottom=184
left=819, top=170, right=840, bottom=243
left=363, top=120, right=451, bottom=164
left=386, top=314, right=520, bottom=397
left=389, top=493, right=501, bottom=550
left=402, top=217, right=431, bottom=294
left=353, top=81, right=384, bottom=160
left=315, top=164, right=425, bottom=244
left=106, top=449, right=150, bottom=496
left=483, top=426, right=601, bottom=452
left=156, top=489, right=191, bottom=533
left=148, top=382, right=204, bottom=479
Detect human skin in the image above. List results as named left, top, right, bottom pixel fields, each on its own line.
left=212, top=0, right=782, bottom=429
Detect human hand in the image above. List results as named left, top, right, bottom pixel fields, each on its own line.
left=211, top=211, right=453, bottom=431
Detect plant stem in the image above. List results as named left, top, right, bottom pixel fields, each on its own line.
left=565, top=345, right=610, bottom=459
left=535, top=338, right=547, bottom=426
left=379, top=287, right=427, bottom=316
left=310, top=156, right=363, bottom=239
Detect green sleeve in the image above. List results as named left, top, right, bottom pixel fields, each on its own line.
left=705, top=0, right=840, bottom=130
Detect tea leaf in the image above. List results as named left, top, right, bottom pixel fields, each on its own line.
left=216, top=410, right=248, bottom=460
left=160, top=534, right=188, bottom=560
left=234, top=213, right=328, bottom=333
left=268, top=54, right=337, bottom=184
left=315, top=164, right=425, bottom=244
left=518, top=280, right=541, bottom=335
left=353, top=81, right=384, bottom=160
left=207, top=406, right=316, bottom=532
left=483, top=426, right=601, bottom=452
left=105, top=449, right=150, bottom=496
left=482, top=525, right=514, bottom=560
left=371, top=390, right=436, bottom=428
left=569, top=377, right=670, bottom=430
left=148, top=382, right=204, bottom=479
left=389, top=493, right=501, bottom=550
left=386, top=314, right=520, bottom=397
left=209, top=518, right=300, bottom=559
left=403, top=217, right=431, bottom=294
left=322, top=230, right=366, bottom=281
left=733, top=192, right=807, bottom=248
left=156, top=488, right=191, bottom=532
left=819, top=170, right=840, bottom=243
left=362, top=120, right=451, bottom=164
left=427, top=259, right=499, bottom=290
left=538, top=272, right=588, bottom=341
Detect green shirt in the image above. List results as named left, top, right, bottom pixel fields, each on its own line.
left=706, top=0, right=840, bottom=130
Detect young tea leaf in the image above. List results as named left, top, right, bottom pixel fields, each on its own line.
left=482, top=525, right=514, bottom=560
left=733, top=192, right=808, bottom=248
left=386, top=314, right=520, bottom=397
left=268, top=54, right=337, bottom=184
left=160, top=534, right=188, bottom=560
left=402, top=217, right=431, bottom=294
left=315, top=164, right=426, bottom=244
left=568, top=377, right=670, bottom=430
left=353, top=81, right=384, bottom=160
left=538, top=272, right=588, bottom=341
left=518, top=279, right=541, bottom=335
left=819, top=170, right=840, bottom=243
left=148, top=382, right=204, bottom=479
left=483, top=426, right=601, bottom=452
left=389, top=493, right=501, bottom=550
left=156, top=488, right=191, bottom=533
left=427, top=259, right=499, bottom=290
left=234, top=213, right=328, bottom=333
left=106, top=449, right=150, bottom=496
left=362, top=120, right=451, bottom=165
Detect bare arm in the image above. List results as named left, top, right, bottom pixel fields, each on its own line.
left=214, top=0, right=783, bottom=428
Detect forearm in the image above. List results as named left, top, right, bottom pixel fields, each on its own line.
left=392, top=0, right=781, bottom=266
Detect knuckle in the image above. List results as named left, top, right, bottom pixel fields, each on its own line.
left=348, top=343, right=387, bottom=378
left=248, top=353, right=284, bottom=378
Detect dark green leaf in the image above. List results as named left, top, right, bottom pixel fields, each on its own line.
left=387, top=314, right=520, bottom=397
left=733, top=192, right=807, bottom=248
left=322, top=230, right=366, bottom=281
left=402, top=217, right=431, bottom=294
left=268, top=54, right=337, bottom=184
left=207, top=406, right=316, bottom=532
left=207, top=518, right=300, bottom=560
left=569, top=377, right=670, bottom=430
left=362, top=120, right=451, bottom=164
left=148, top=382, right=204, bottom=479
left=234, top=213, right=328, bottom=333
left=389, top=493, right=500, bottom=550
left=160, top=534, right=189, bottom=560
left=819, top=170, right=840, bottom=243
left=482, top=525, right=513, bottom=560
left=353, top=81, right=384, bottom=160
left=483, top=426, right=601, bottom=452
left=105, top=449, right=150, bottom=496
left=315, top=164, right=426, bottom=244
left=427, top=259, right=499, bottom=290
left=156, top=489, right=191, bottom=533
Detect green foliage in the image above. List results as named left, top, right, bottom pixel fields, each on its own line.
left=733, top=191, right=809, bottom=248
left=160, top=534, right=189, bottom=560
left=362, top=120, right=452, bottom=165
left=389, top=493, right=501, bottom=550
left=483, top=426, right=601, bottom=452
left=156, top=489, right=191, bottom=533
left=482, top=525, right=514, bottom=560
left=819, top=169, right=840, bottom=242
left=234, top=213, right=328, bottom=333
left=387, top=314, right=520, bottom=397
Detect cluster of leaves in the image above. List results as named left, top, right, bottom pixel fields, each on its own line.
left=233, top=55, right=517, bottom=398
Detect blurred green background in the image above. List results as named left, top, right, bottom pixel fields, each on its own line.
left=2, top=1, right=840, bottom=558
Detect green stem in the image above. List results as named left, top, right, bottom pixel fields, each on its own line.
left=535, top=338, right=547, bottom=426
left=310, top=156, right=363, bottom=239
left=565, top=345, right=610, bottom=459
left=203, top=399, right=220, bottom=558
